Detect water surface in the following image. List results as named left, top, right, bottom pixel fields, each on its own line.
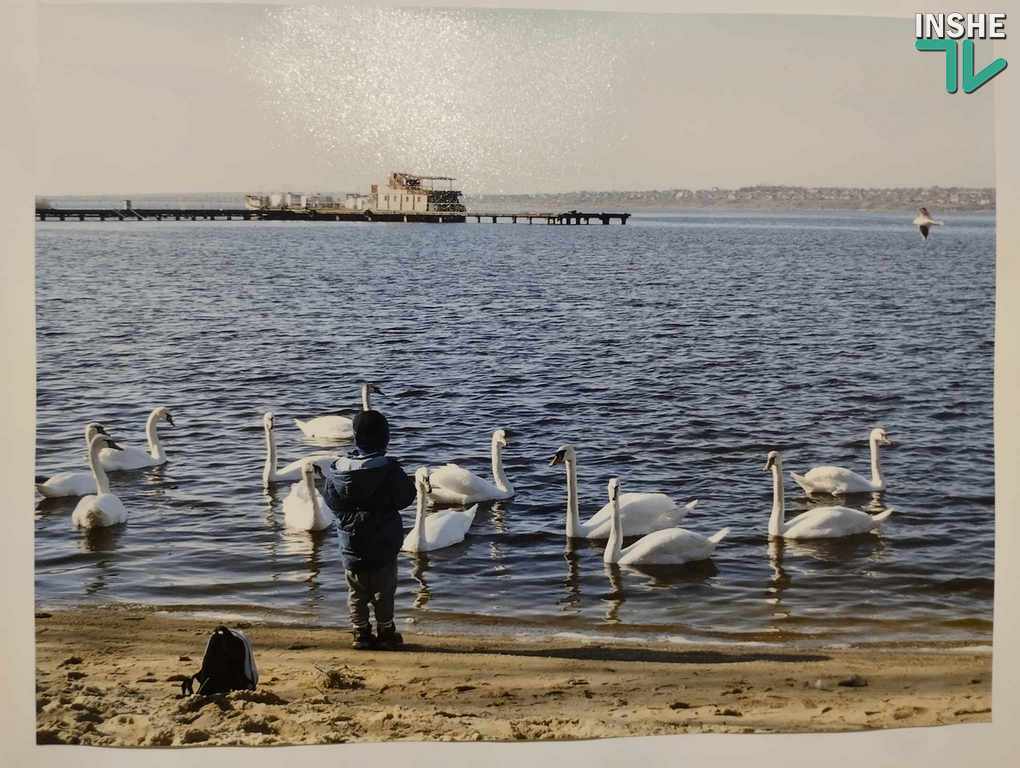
left=34, top=210, right=995, bottom=645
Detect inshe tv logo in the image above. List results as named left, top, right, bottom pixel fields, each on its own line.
left=915, top=12, right=1008, bottom=93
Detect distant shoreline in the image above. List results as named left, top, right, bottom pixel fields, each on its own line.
left=37, top=186, right=996, bottom=215
left=465, top=201, right=996, bottom=214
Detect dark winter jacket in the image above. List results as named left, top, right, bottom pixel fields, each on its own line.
left=324, top=450, right=416, bottom=572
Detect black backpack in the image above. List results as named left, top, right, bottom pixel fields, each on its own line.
left=181, top=626, right=259, bottom=696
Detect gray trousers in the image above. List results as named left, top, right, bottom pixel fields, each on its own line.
left=345, top=559, right=398, bottom=631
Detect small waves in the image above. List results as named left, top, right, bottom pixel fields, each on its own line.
left=33, top=211, right=996, bottom=644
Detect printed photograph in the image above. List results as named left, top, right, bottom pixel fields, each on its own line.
left=32, top=3, right=995, bottom=746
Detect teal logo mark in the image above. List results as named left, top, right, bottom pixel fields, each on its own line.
left=915, top=12, right=1008, bottom=93
left=916, top=38, right=1008, bottom=93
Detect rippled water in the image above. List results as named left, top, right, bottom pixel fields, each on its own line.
left=34, top=210, right=995, bottom=645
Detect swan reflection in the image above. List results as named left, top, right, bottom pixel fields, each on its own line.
left=409, top=553, right=432, bottom=609
left=602, top=563, right=625, bottom=623
left=79, top=524, right=125, bottom=554
left=766, top=538, right=792, bottom=621
left=279, top=526, right=332, bottom=606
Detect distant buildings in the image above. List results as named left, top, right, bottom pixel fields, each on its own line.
left=467, top=185, right=995, bottom=212
left=246, top=172, right=466, bottom=213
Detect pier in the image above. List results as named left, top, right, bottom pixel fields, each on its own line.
left=35, top=207, right=630, bottom=225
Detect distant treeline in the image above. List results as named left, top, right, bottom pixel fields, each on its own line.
left=466, top=185, right=995, bottom=212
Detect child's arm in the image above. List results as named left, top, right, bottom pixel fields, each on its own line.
left=322, top=465, right=354, bottom=517
left=390, top=461, right=417, bottom=510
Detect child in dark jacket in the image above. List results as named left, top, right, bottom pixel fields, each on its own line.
left=323, top=410, right=416, bottom=650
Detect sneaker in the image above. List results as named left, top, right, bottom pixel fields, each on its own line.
left=351, top=627, right=375, bottom=650
left=376, top=624, right=403, bottom=650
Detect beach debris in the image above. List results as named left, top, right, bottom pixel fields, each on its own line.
left=315, top=665, right=365, bottom=690
left=287, top=643, right=311, bottom=650
left=669, top=701, right=692, bottom=710
left=715, top=708, right=743, bottom=717
left=405, top=617, right=417, bottom=624
left=954, top=707, right=991, bottom=716
left=838, top=675, right=868, bottom=688
left=228, top=689, right=287, bottom=705
left=893, top=706, right=925, bottom=720
left=455, top=684, right=475, bottom=693
left=35, top=612, right=52, bottom=619
left=60, top=656, right=83, bottom=667
left=66, top=671, right=86, bottom=681
left=147, top=728, right=174, bottom=746
left=178, top=655, right=191, bottom=662
left=181, top=727, right=210, bottom=744
left=239, top=714, right=279, bottom=734
left=177, top=693, right=233, bottom=714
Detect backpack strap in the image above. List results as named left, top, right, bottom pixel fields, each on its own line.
left=181, top=673, right=198, bottom=697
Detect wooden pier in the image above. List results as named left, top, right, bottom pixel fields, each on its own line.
left=35, top=207, right=630, bottom=225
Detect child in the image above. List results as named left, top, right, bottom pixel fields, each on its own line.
left=323, top=409, right=416, bottom=650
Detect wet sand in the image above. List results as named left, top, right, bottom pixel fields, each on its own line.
left=34, top=607, right=991, bottom=746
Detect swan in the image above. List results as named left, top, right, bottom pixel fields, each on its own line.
left=428, top=429, right=515, bottom=505
left=603, top=478, right=728, bottom=566
left=293, top=382, right=382, bottom=439
left=262, top=412, right=339, bottom=486
left=790, top=427, right=893, bottom=496
left=282, top=461, right=334, bottom=531
left=402, top=467, right=478, bottom=552
left=72, top=434, right=128, bottom=528
left=765, top=451, right=892, bottom=540
left=98, top=407, right=174, bottom=470
left=35, top=422, right=110, bottom=498
left=913, top=207, right=943, bottom=240
left=549, top=444, right=696, bottom=539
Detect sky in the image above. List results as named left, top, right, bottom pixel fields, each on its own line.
left=36, top=3, right=996, bottom=195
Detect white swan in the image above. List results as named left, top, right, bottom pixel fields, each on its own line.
left=603, top=479, right=728, bottom=566
left=72, top=434, right=128, bottom=528
left=913, top=207, right=943, bottom=240
left=35, top=422, right=109, bottom=498
left=428, top=429, right=515, bottom=505
left=282, top=461, right=334, bottom=531
left=293, top=382, right=382, bottom=439
left=98, top=407, right=174, bottom=471
left=766, top=451, right=892, bottom=540
left=402, top=467, right=478, bottom=552
left=790, top=427, right=893, bottom=496
left=549, top=444, right=696, bottom=539
left=262, top=412, right=339, bottom=486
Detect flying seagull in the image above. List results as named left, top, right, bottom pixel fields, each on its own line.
left=913, top=207, right=943, bottom=240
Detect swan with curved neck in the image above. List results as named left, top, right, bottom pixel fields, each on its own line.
left=35, top=422, right=109, bottom=498
left=790, top=427, right=893, bottom=496
left=262, top=412, right=339, bottom=487
left=283, top=462, right=333, bottom=531
left=766, top=451, right=892, bottom=539
left=294, top=382, right=383, bottom=439
left=98, top=407, right=174, bottom=471
left=403, top=467, right=478, bottom=552
left=428, top=430, right=515, bottom=506
left=72, top=434, right=128, bottom=528
left=604, top=478, right=728, bottom=566
left=550, top=444, right=696, bottom=540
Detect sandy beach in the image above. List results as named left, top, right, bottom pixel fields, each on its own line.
left=33, top=606, right=991, bottom=746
